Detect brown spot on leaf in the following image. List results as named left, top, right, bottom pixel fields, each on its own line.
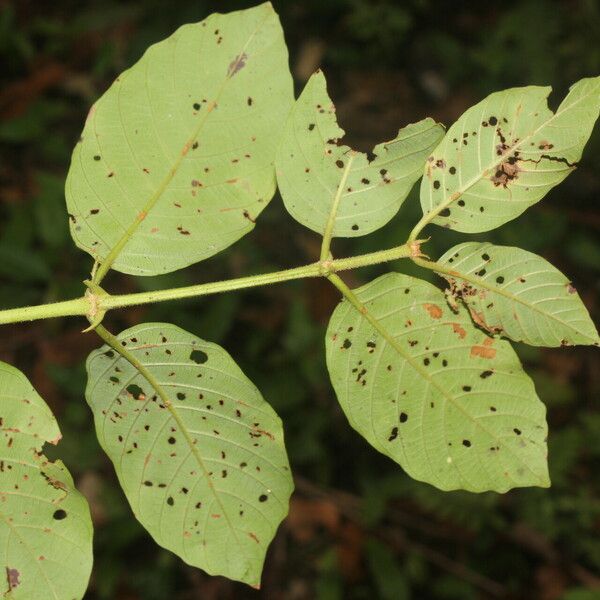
left=470, top=337, right=497, bottom=359
left=227, top=52, right=248, bottom=77
left=451, top=323, right=466, bottom=339
left=243, top=210, right=256, bottom=223
left=491, top=156, right=521, bottom=187
left=42, top=472, right=68, bottom=493
left=424, top=304, right=443, bottom=319
left=6, top=567, right=20, bottom=590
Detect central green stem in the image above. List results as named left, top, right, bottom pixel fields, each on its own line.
left=0, top=242, right=420, bottom=326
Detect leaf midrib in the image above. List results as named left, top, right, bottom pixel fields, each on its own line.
left=428, top=83, right=596, bottom=220
left=436, top=248, right=598, bottom=341
left=337, top=278, right=547, bottom=486
left=94, top=8, right=273, bottom=281
left=92, top=328, right=251, bottom=575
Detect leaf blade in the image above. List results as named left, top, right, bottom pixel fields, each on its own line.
left=85, top=323, right=293, bottom=586
left=0, top=362, right=93, bottom=600
left=437, top=242, right=599, bottom=347
left=419, top=77, right=600, bottom=232
left=66, top=3, right=294, bottom=276
left=326, top=273, right=549, bottom=493
left=276, top=70, right=444, bottom=237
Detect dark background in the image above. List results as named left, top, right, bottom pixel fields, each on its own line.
left=1, top=1, right=599, bottom=598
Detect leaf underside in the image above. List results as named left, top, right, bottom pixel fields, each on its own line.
left=276, top=70, right=444, bottom=237
left=326, top=273, right=549, bottom=493
left=0, top=362, right=93, bottom=600
left=438, top=242, right=599, bottom=347
left=420, top=76, right=600, bottom=232
left=66, top=2, right=294, bottom=275
left=85, top=323, right=293, bottom=586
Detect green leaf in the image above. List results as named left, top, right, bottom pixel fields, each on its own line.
left=276, top=70, right=444, bottom=237
left=437, top=242, right=599, bottom=347
left=419, top=76, right=600, bottom=232
left=66, top=3, right=293, bottom=276
left=85, top=323, right=293, bottom=586
left=0, top=362, right=93, bottom=600
left=326, top=273, right=549, bottom=493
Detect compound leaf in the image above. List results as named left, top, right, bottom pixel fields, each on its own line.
left=85, top=323, right=293, bottom=587
left=326, top=273, right=549, bottom=493
left=419, top=76, right=600, bottom=232
left=66, top=3, right=293, bottom=276
left=276, top=70, right=444, bottom=237
left=438, top=242, right=599, bottom=347
left=0, top=362, right=93, bottom=600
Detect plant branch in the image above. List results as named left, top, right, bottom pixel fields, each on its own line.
left=0, top=297, right=90, bottom=326
left=0, top=242, right=419, bottom=327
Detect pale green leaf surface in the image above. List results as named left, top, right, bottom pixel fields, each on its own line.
left=66, top=3, right=293, bottom=275
left=420, top=77, right=600, bottom=232
left=326, top=273, right=549, bottom=493
left=276, top=70, right=444, bottom=237
left=85, top=324, right=293, bottom=586
left=438, top=242, right=599, bottom=347
left=0, top=362, right=93, bottom=600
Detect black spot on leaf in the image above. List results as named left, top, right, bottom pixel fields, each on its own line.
left=190, top=350, right=208, bottom=364
left=126, top=384, right=144, bottom=400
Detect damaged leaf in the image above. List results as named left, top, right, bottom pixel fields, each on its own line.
left=326, top=273, right=549, bottom=493
left=276, top=70, right=444, bottom=237
left=420, top=77, right=600, bottom=232
left=438, top=242, right=599, bottom=347
left=0, top=362, right=93, bottom=600
left=66, top=3, right=294, bottom=276
left=85, top=323, right=293, bottom=587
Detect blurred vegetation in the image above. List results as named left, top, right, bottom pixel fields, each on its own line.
left=0, top=1, right=599, bottom=598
